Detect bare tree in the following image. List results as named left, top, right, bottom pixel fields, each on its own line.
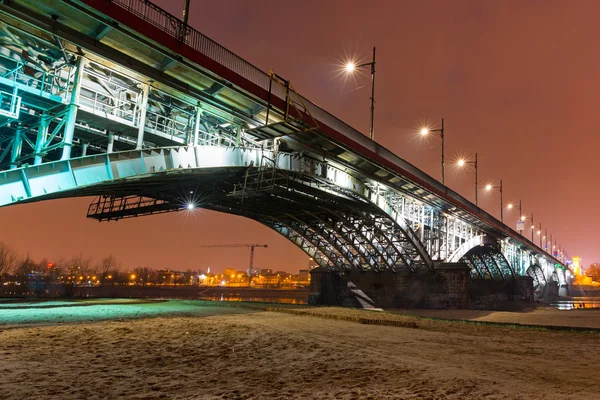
left=586, top=263, right=600, bottom=282
left=13, top=255, right=37, bottom=283
left=99, top=254, right=118, bottom=279
left=0, top=242, right=17, bottom=277
left=68, top=253, right=93, bottom=281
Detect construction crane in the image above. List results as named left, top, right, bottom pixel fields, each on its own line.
left=199, top=244, right=268, bottom=273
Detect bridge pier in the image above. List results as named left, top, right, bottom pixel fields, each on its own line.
left=309, top=264, right=471, bottom=309
left=310, top=266, right=536, bottom=309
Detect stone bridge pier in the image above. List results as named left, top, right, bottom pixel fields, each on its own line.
left=309, top=263, right=535, bottom=309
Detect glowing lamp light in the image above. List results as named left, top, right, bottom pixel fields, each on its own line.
left=420, top=127, right=429, bottom=136
left=485, top=184, right=493, bottom=191
left=345, top=62, right=356, bottom=73
left=537, top=230, right=541, bottom=235
left=187, top=203, right=195, bottom=210
left=457, top=159, right=465, bottom=167
left=521, top=216, right=526, bottom=221
left=507, top=204, right=513, bottom=209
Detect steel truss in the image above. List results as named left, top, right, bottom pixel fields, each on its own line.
left=526, top=264, right=546, bottom=289
left=0, top=23, right=268, bottom=171
left=459, top=245, right=515, bottom=280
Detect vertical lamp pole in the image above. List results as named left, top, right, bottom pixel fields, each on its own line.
left=420, top=118, right=445, bottom=185
left=369, top=46, right=376, bottom=141
left=456, top=153, right=478, bottom=205
left=343, top=47, right=377, bottom=140
left=518, top=200, right=524, bottom=236
left=530, top=213, right=534, bottom=242
left=500, top=180, right=503, bottom=222
left=484, top=180, right=503, bottom=222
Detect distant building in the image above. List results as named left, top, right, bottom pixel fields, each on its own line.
left=298, top=269, right=310, bottom=282
left=260, top=268, right=273, bottom=276
left=262, top=274, right=280, bottom=286
left=571, top=256, right=582, bottom=276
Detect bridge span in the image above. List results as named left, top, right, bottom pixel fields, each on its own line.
left=0, top=0, right=570, bottom=306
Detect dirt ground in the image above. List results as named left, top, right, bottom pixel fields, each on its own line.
left=0, top=302, right=598, bottom=400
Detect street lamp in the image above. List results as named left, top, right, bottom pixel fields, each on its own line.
left=344, top=46, right=376, bottom=140
left=484, top=180, right=504, bottom=222
left=530, top=213, right=534, bottom=242
left=456, top=153, right=477, bottom=205
left=507, top=200, right=526, bottom=235
left=420, top=118, right=445, bottom=185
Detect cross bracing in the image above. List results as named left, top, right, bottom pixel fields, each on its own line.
left=0, top=0, right=571, bottom=284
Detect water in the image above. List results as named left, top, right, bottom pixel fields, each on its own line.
left=202, top=294, right=307, bottom=305
left=550, top=297, right=600, bottom=310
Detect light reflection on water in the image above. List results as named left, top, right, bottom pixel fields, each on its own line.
left=550, top=297, right=600, bottom=310
left=203, top=295, right=307, bottom=305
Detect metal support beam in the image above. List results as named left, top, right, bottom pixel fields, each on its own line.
left=33, top=115, right=49, bottom=165
left=136, top=83, right=150, bottom=150
left=193, top=107, right=201, bottom=146
left=9, top=127, right=22, bottom=169
left=107, top=132, right=114, bottom=153
left=61, top=55, right=85, bottom=160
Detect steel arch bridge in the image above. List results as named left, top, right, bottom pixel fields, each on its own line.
left=0, top=0, right=571, bottom=289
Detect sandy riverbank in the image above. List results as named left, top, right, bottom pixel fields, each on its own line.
left=0, top=301, right=598, bottom=399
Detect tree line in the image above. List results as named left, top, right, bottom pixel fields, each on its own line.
left=0, top=241, right=197, bottom=285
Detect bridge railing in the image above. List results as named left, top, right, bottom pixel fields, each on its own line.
left=108, top=1, right=371, bottom=140
left=0, top=55, right=72, bottom=99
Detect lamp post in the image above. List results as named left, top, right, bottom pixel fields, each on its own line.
left=456, top=153, right=477, bottom=205
left=530, top=213, right=534, bottom=242
left=511, top=200, right=526, bottom=236
left=485, top=180, right=503, bottom=222
left=420, top=118, right=445, bottom=185
left=344, top=46, right=376, bottom=140
left=537, top=223, right=542, bottom=247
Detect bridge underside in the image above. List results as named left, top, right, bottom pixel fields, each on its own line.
left=70, top=165, right=429, bottom=273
